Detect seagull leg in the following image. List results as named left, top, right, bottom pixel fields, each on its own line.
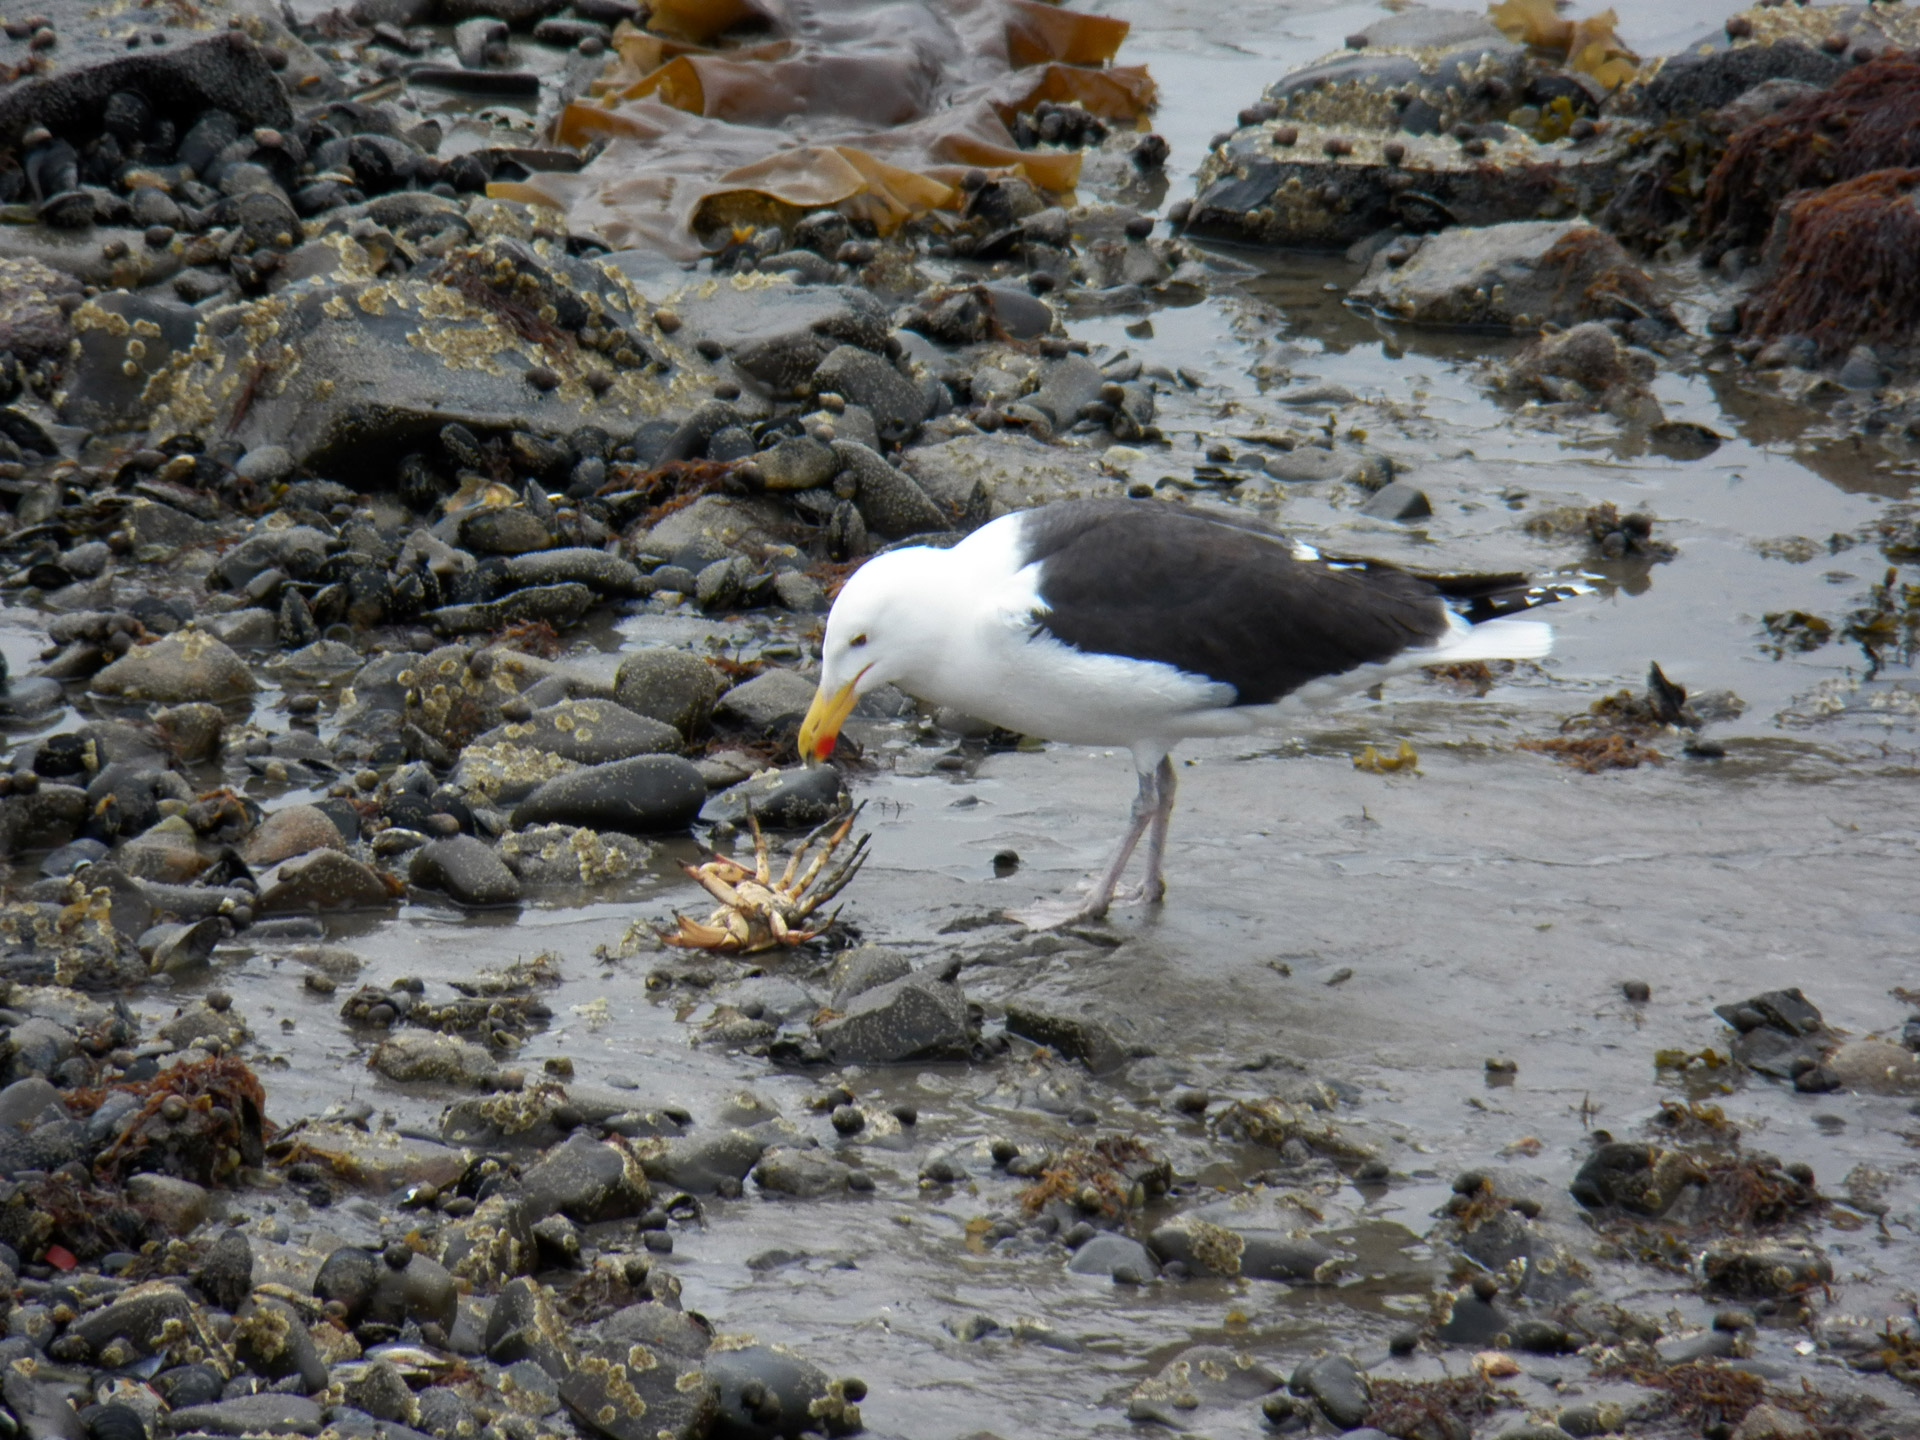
left=1136, top=753, right=1178, bottom=905
left=1080, top=762, right=1162, bottom=918
left=1010, top=759, right=1162, bottom=929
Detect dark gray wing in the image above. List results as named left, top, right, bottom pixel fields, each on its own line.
left=1019, top=499, right=1452, bottom=704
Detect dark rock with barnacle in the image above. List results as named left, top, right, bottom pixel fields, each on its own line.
left=139, top=233, right=677, bottom=470
left=559, top=1302, right=717, bottom=1440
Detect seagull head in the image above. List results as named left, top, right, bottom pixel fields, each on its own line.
left=798, top=550, right=923, bottom=763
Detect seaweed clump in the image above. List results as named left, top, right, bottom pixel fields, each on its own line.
left=1702, top=56, right=1920, bottom=257
left=65, top=1055, right=272, bottom=1185
left=1365, top=1373, right=1505, bottom=1440
left=1601, top=1360, right=1875, bottom=1435
left=1017, top=1136, right=1169, bottom=1219
left=1741, top=168, right=1920, bottom=362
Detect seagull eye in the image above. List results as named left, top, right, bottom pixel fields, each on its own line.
left=848, top=633, right=868, bottom=648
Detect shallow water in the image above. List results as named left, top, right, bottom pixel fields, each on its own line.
left=61, top=2, right=1920, bottom=1436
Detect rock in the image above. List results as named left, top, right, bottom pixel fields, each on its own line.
left=611, top=649, right=722, bottom=737
left=1291, top=1353, right=1370, bottom=1430
left=0, top=1077, right=65, bottom=1130
left=1701, top=1240, right=1832, bottom=1299
left=497, top=824, right=651, bottom=886
left=166, top=1397, right=324, bottom=1437
left=1028, top=354, right=1106, bottom=428
left=125, top=1174, right=210, bottom=1235
left=1826, top=1038, right=1920, bottom=1094
left=459, top=507, right=553, bottom=556
left=772, top=570, right=827, bottom=612
left=196, top=1230, right=253, bottom=1312
left=812, top=344, right=928, bottom=437
left=231, top=1296, right=329, bottom=1393
left=753, top=434, right=839, bottom=491
left=369, top=1032, right=501, bottom=1088
left=89, top=629, right=257, bottom=703
left=144, top=235, right=673, bottom=470
left=670, top=280, right=889, bottom=394
left=832, top=440, right=947, bottom=538
left=753, top=1147, right=856, bottom=1198
left=484, top=1277, right=573, bottom=1376
left=510, top=755, right=708, bottom=835
left=257, top=851, right=394, bottom=914
left=1730, top=1405, right=1820, bottom=1440
left=705, top=1346, right=858, bottom=1439
left=1149, top=1218, right=1331, bottom=1281
left=642, top=1129, right=768, bottom=1193
left=1569, top=1141, right=1704, bottom=1217
left=699, top=766, right=845, bottom=829
left=560, top=1303, right=714, bottom=1440
left=817, top=970, right=970, bottom=1064
left=900, top=433, right=1112, bottom=518
left=69, top=1282, right=194, bottom=1354
left=1126, top=1345, right=1285, bottom=1427
left=1716, top=988, right=1824, bottom=1036
left=518, top=1132, right=650, bottom=1222
left=426, top=583, right=596, bottom=636
left=632, top=493, right=804, bottom=565
left=314, top=1247, right=382, bottom=1317
left=1067, top=1233, right=1159, bottom=1282
left=1556, top=1402, right=1624, bottom=1437
left=1359, top=480, right=1433, bottom=522
left=828, top=945, right=911, bottom=1008
left=474, top=698, right=682, bottom=764
left=242, top=805, right=348, bottom=867
left=498, top=548, right=644, bottom=595
left=1349, top=221, right=1673, bottom=331
left=1004, top=1002, right=1131, bottom=1074
left=714, top=669, right=818, bottom=731
left=338, top=1360, right=416, bottom=1424
left=1501, top=321, right=1659, bottom=419
left=409, top=836, right=523, bottom=907
left=0, top=11, right=291, bottom=160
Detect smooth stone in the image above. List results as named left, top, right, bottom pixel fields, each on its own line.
left=753, top=434, right=838, bottom=491
left=168, top=1396, right=324, bottom=1435
left=832, top=439, right=948, bottom=538
left=256, top=851, right=394, bottom=913
left=90, top=629, right=257, bottom=702
left=611, top=649, right=722, bottom=737
left=409, top=835, right=523, bottom=907
left=699, top=765, right=845, bottom=829
left=1067, top=1233, right=1159, bottom=1280
left=241, top=805, right=348, bottom=866
left=811, top=344, right=929, bottom=435
left=510, top=755, right=708, bottom=835
left=714, top=669, right=818, bottom=731
left=1359, top=480, right=1432, bottom=521
left=125, top=1174, right=211, bottom=1235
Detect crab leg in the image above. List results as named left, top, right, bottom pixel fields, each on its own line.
left=746, top=808, right=774, bottom=884
left=788, top=805, right=864, bottom=896
left=684, top=865, right=749, bottom=909
left=800, top=834, right=871, bottom=911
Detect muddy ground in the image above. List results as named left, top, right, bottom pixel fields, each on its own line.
left=5, top=1, right=1920, bottom=1438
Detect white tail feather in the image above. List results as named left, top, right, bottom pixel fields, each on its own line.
left=1428, top=616, right=1554, bottom=663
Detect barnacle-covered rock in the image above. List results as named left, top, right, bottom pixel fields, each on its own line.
left=139, top=230, right=690, bottom=471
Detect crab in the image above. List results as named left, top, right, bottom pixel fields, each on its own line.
left=660, top=805, right=870, bottom=954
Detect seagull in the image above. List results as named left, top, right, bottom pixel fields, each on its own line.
left=798, top=498, right=1576, bottom=926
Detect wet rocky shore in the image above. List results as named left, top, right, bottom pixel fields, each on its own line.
left=0, top=1, right=1918, bottom=1438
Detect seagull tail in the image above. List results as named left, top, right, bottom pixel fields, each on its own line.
left=1432, top=615, right=1554, bottom=663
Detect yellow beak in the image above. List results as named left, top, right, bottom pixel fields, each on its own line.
left=798, top=668, right=867, bottom=762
